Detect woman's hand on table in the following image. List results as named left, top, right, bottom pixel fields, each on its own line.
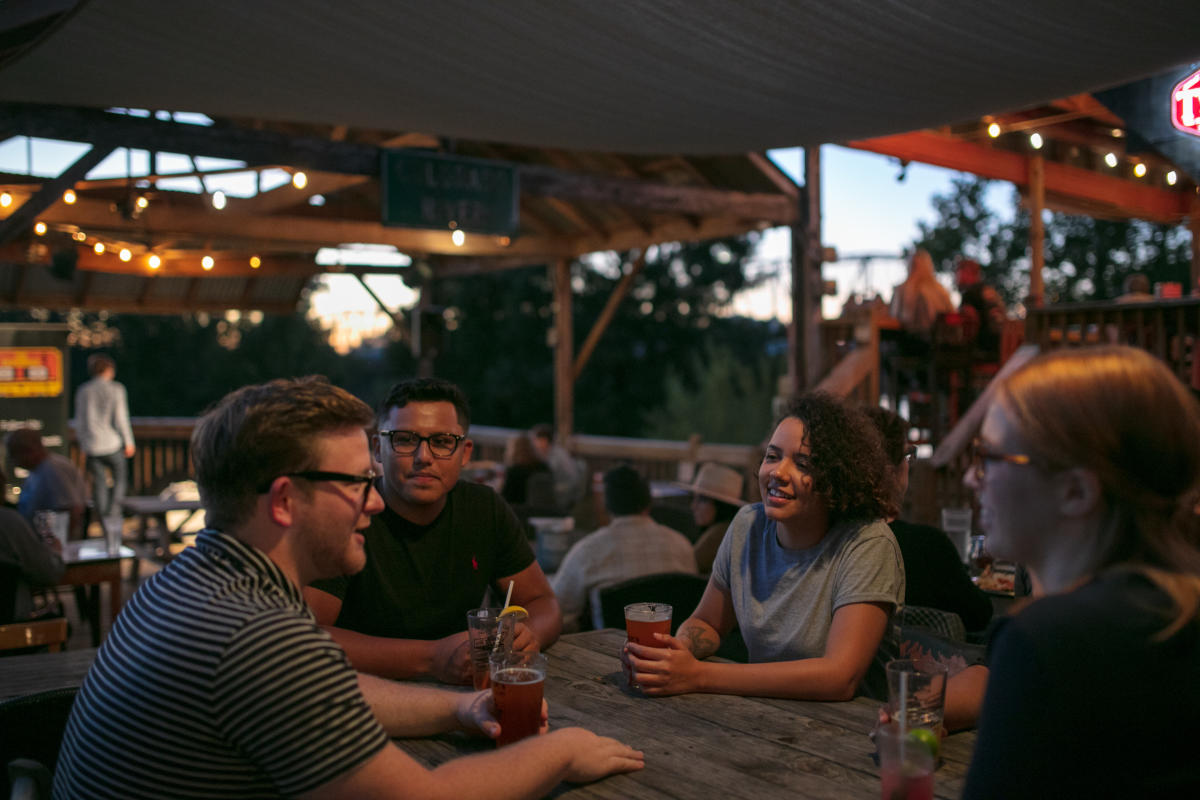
left=455, top=689, right=549, bottom=739
left=624, top=633, right=705, bottom=695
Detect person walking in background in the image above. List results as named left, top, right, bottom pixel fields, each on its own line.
left=962, top=346, right=1200, bottom=797
left=676, top=462, right=746, bottom=574
left=75, top=353, right=135, bottom=537
left=552, top=465, right=696, bottom=632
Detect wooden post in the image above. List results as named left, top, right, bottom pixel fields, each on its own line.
left=573, top=251, right=646, bottom=380
left=414, top=271, right=436, bottom=378
left=1028, top=155, right=1045, bottom=308
left=553, top=258, right=574, bottom=445
left=789, top=146, right=823, bottom=392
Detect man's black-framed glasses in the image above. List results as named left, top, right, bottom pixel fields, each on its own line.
left=377, top=430, right=465, bottom=458
left=968, top=437, right=1034, bottom=481
left=258, top=470, right=378, bottom=504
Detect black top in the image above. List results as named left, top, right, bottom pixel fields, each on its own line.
left=501, top=462, right=551, bottom=505
left=312, top=481, right=535, bottom=640
left=889, top=519, right=993, bottom=632
left=963, top=570, right=1200, bottom=799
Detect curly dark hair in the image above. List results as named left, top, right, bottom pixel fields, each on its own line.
left=775, top=393, right=896, bottom=525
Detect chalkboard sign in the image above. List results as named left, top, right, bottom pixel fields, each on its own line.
left=381, top=150, right=518, bottom=235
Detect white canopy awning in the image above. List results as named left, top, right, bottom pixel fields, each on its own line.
left=3, top=0, right=1200, bottom=153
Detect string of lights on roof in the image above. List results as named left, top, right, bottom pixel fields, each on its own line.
left=4, top=167, right=318, bottom=274
left=982, top=119, right=1180, bottom=187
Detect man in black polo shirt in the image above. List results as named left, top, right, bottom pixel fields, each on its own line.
left=305, top=377, right=562, bottom=684
left=54, top=377, right=641, bottom=799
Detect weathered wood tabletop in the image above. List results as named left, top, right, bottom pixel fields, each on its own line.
left=397, top=629, right=974, bottom=799
left=0, top=647, right=97, bottom=701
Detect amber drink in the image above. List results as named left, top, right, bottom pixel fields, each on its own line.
left=489, top=651, right=546, bottom=747
left=624, top=602, right=672, bottom=646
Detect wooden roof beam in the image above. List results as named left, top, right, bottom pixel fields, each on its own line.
left=845, top=130, right=1193, bottom=223
left=0, top=143, right=115, bottom=244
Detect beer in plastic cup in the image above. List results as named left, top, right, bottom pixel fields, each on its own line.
left=489, top=651, right=546, bottom=747
left=466, top=608, right=502, bottom=690
left=624, top=602, right=672, bottom=646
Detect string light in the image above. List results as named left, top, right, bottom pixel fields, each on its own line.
left=202, top=256, right=214, bottom=270
left=291, top=171, right=308, bottom=190
left=135, top=195, right=149, bottom=210
left=249, top=256, right=261, bottom=269
left=1133, top=163, right=1147, bottom=178
left=1167, top=170, right=1178, bottom=186
left=34, top=222, right=46, bottom=235
left=93, top=242, right=105, bottom=254
left=1104, top=152, right=1118, bottom=168
left=1029, top=132, right=1043, bottom=149
left=119, top=248, right=132, bottom=262
left=211, top=191, right=226, bottom=210
left=987, top=122, right=1001, bottom=138
left=451, top=230, right=465, bottom=247
left=148, top=254, right=161, bottom=269
left=0, top=192, right=11, bottom=208
left=72, top=231, right=87, bottom=242
left=63, top=189, right=76, bottom=204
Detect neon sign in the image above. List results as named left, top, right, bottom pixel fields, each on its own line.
left=1171, top=68, right=1200, bottom=137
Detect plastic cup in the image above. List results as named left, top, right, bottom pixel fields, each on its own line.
left=489, top=651, right=546, bottom=747
left=876, top=722, right=935, bottom=800
left=885, top=659, right=947, bottom=736
left=624, top=602, right=671, bottom=689
left=466, top=607, right=502, bottom=690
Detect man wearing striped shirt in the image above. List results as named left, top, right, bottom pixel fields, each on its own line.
left=53, top=376, right=642, bottom=799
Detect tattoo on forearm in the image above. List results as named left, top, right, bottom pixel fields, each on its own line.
left=681, top=625, right=719, bottom=659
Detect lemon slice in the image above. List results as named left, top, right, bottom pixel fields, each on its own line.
left=499, top=604, right=528, bottom=621
left=905, top=728, right=940, bottom=760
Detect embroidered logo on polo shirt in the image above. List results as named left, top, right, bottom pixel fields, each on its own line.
left=471, top=556, right=479, bottom=570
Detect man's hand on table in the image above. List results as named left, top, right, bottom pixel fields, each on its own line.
left=624, top=633, right=705, bottom=695
left=431, top=632, right=472, bottom=684
left=551, top=728, right=646, bottom=783
left=512, top=621, right=539, bottom=652
left=454, top=689, right=549, bottom=740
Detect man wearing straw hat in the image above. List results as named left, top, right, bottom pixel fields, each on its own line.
left=676, top=462, right=747, bottom=573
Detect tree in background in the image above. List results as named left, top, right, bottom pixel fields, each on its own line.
left=915, top=175, right=1192, bottom=306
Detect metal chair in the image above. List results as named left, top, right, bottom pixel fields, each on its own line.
left=898, top=604, right=967, bottom=643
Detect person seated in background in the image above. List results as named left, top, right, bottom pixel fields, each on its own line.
left=531, top=423, right=585, bottom=510
left=675, top=462, right=746, bottom=573
left=0, top=463, right=64, bottom=624
left=305, top=377, right=561, bottom=685
left=4, top=428, right=87, bottom=540
left=889, top=248, right=955, bottom=351
left=1115, top=272, right=1154, bottom=303
left=962, top=346, right=1200, bottom=797
left=54, top=376, right=642, bottom=799
left=865, top=407, right=993, bottom=633
left=500, top=432, right=552, bottom=507
left=551, top=465, right=696, bottom=633
left=955, top=258, right=1007, bottom=362
left=624, top=393, right=904, bottom=701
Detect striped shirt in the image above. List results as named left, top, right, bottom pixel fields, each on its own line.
left=53, top=530, right=388, bottom=799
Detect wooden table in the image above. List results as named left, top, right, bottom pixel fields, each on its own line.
left=61, top=541, right=136, bottom=647
left=120, top=495, right=204, bottom=562
left=0, top=648, right=97, bottom=701
left=399, top=629, right=976, bottom=799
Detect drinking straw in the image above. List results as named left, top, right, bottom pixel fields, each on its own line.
left=898, top=669, right=909, bottom=762
left=503, top=580, right=514, bottom=610
left=492, top=581, right=517, bottom=657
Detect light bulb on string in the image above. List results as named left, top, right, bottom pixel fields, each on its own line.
left=119, top=248, right=132, bottom=262
left=0, top=192, right=11, bottom=208
left=292, top=172, right=308, bottom=190
left=1104, top=153, right=1119, bottom=168
left=1133, top=163, right=1147, bottom=178
left=249, top=256, right=261, bottom=269
left=202, top=256, right=214, bottom=270
left=34, top=222, right=46, bottom=235
left=148, top=254, right=161, bottom=269
left=1029, top=132, right=1043, bottom=149
left=63, top=189, right=76, bottom=204
left=451, top=230, right=466, bottom=247
left=93, top=242, right=105, bottom=254
left=1167, top=170, right=1178, bottom=186
left=987, top=122, right=1001, bottom=138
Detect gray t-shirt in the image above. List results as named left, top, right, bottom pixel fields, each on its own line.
left=712, top=503, right=904, bottom=697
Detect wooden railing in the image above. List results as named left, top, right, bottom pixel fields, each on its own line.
left=72, top=419, right=761, bottom=501
left=816, top=311, right=881, bottom=406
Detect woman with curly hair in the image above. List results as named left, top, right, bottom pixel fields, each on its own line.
left=962, top=346, right=1200, bottom=797
left=624, top=392, right=904, bottom=700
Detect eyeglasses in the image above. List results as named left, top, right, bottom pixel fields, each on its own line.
left=377, top=430, right=465, bottom=458
left=969, top=437, right=1035, bottom=480
left=258, top=469, right=378, bottom=505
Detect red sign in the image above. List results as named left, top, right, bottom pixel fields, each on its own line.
left=1171, top=68, right=1200, bottom=137
left=0, top=347, right=63, bottom=398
